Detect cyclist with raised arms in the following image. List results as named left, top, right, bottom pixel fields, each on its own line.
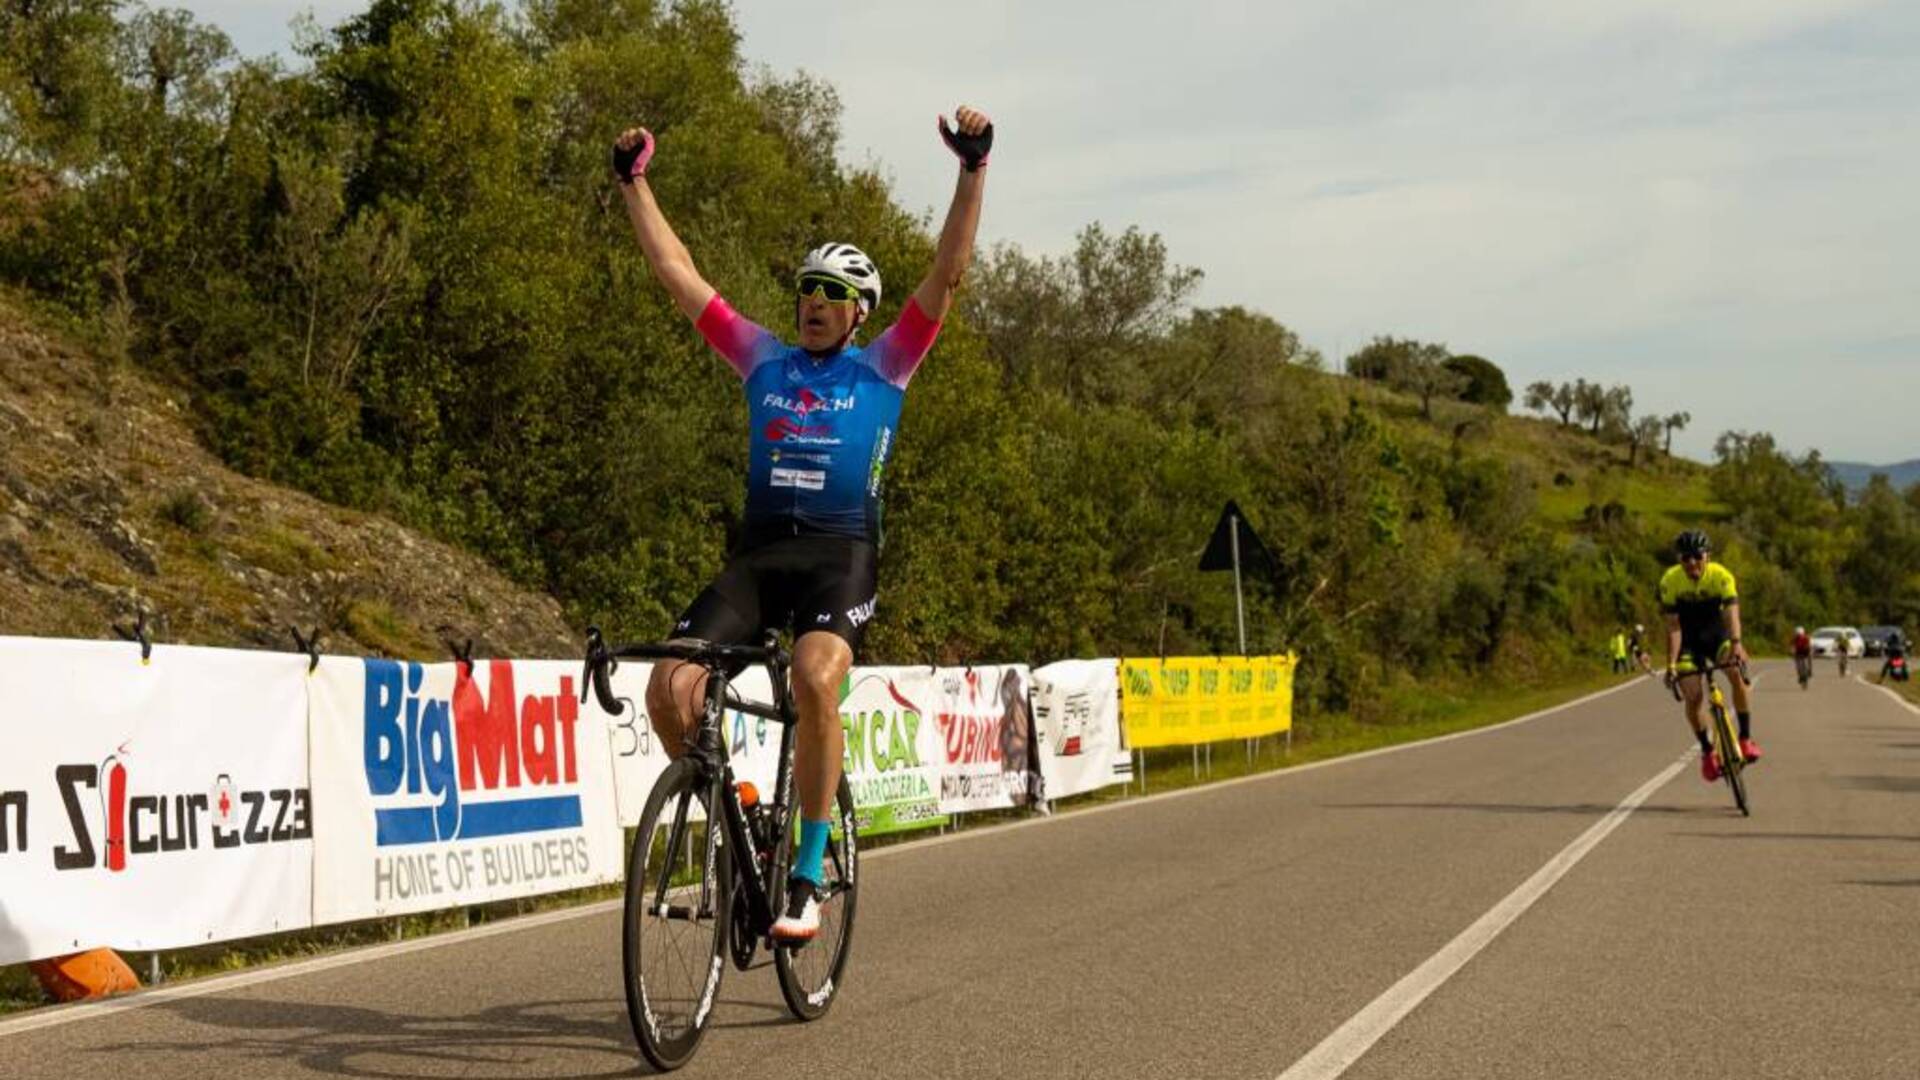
left=1659, top=529, right=1763, bottom=782
left=610, top=106, right=993, bottom=940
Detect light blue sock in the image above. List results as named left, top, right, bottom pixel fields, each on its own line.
left=794, top=819, right=831, bottom=886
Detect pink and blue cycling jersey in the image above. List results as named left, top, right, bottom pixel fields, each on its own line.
left=696, top=294, right=941, bottom=548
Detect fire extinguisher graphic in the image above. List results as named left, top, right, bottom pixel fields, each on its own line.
left=211, top=773, right=236, bottom=826
left=103, top=756, right=128, bottom=872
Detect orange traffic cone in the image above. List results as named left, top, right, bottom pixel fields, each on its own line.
left=28, top=949, right=141, bottom=1002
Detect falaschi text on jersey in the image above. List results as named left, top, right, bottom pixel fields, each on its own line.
left=361, top=658, right=586, bottom=846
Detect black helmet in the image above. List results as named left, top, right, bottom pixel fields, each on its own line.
left=1675, top=529, right=1711, bottom=558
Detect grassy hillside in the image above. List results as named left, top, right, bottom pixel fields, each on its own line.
left=0, top=290, right=574, bottom=657
left=1346, top=374, right=1724, bottom=542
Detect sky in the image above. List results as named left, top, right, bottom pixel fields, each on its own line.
left=182, top=0, right=1918, bottom=465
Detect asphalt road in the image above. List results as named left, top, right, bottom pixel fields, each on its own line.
left=4, top=662, right=1917, bottom=1079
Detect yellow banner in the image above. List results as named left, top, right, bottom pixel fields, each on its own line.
left=1119, top=654, right=1296, bottom=748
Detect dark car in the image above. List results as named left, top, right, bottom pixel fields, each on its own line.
left=1861, top=626, right=1906, bottom=656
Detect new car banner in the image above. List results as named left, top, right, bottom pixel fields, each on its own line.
left=0, top=638, right=313, bottom=964
left=308, top=657, right=623, bottom=923
left=1031, top=659, right=1132, bottom=800
left=926, top=664, right=1042, bottom=814
left=1119, top=656, right=1297, bottom=748
left=838, top=666, right=948, bottom=835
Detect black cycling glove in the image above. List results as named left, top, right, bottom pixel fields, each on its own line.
left=938, top=116, right=993, bottom=172
left=611, top=129, right=655, bottom=184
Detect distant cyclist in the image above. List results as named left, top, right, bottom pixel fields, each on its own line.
left=611, top=105, right=994, bottom=940
left=1628, top=622, right=1653, bottom=676
left=1789, top=625, right=1813, bottom=686
left=1658, top=530, right=1762, bottom=782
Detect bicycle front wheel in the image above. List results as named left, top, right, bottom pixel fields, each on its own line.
left=1712, top=706, right=1750, bottom=817
left=773, top=775, right=860, bottom=1021
left=625, top=757, right=732, bottom=1071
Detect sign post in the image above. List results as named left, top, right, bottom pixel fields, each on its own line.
left=1200, top=501, right=1278, bottom=761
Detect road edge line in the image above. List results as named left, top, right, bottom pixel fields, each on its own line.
left=1860, top=675, right=1920, bottom=716
left=0, top=900, right=620, bottom=1038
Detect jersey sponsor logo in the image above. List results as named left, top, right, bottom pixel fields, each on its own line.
left=763, top=417, right=840, bottom=443
left=867, top=427, right=892, bottom=497
left=763, top=388, right=855, bottom=416
left=361, top=659, right=585, bottom=847
left=770, top=450, right=833, bottom=465
left=771, top=467, right=827, bottom=491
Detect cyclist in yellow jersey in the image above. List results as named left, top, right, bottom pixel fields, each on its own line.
left=1658, top=529, right=1763, bottom=782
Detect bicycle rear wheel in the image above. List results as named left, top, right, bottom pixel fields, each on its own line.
left=625, top=758, right=732, bottom=1071
left=772, top=776, right=860, bottom=1021
left=1712, top=706, right=1749, bottom=817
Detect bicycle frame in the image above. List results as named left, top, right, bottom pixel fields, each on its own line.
left=1671, top=657, right=1750, bottom=814
left=583, top=629, right=802, bottom=943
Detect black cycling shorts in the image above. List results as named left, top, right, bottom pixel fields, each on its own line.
left=672, top=535, right=878, bottom=658
left=1674, top=629, right=1730, bottom=675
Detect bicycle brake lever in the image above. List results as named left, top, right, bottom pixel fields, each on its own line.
left=581, top=627, right=626, bottom=715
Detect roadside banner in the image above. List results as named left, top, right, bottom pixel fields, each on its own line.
left=308, top=657, right=623, bottom=923
left=600, top=662, right=782, bottom=827
left=1253, top=654, right=1297, bottom=739
left=1119, top=655, right=1296, bottom=748
left=928, top=664, right=1041, bottom=814
left=837, top=667, right=947, bottom=835
left=0, top=638, right=312, bottom=964
left=1031, top=659, right=1131, bottom=800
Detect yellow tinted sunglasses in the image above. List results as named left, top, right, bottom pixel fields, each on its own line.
left=796, top=274, right=861, bottom=305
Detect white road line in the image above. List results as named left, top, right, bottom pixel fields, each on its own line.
left=1275, top=751, right=1691, bottom=1080
left=1860, top=675, right=1920, bottom=716
left=0, top=900, right=621, bottom=1038
left=1, top=676, right=1649, bottom=1039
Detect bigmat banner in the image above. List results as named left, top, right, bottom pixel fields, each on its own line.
left=0, top=639, right=313, bottom=965
left=1118, top=655, right=1298, bottom=748
left=309, top=658, right=623, bottom=923
left=1031, top=660, right=1132, bottom=800
left=927, top=664, right=1042, bottom=814
left=838, top=667, right=947, bottom=835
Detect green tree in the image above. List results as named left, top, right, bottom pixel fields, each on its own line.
left=0, top=0, right=122, bottom=168
left=1523, top=379, right=1575, bottom=425
left=1444, top=354, right=1511, bottom=410
left=1662, top=411, right=1690, bottom=455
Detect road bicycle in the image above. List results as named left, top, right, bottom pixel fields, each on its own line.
left=1794, top=653, right=1812, bottom=689
left=581, top=629, right=858, bottom=1071
left=1669, top=657, right=1751, bottom=817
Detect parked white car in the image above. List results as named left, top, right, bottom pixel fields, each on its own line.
left=1810, top=626, right=1864, bottom=658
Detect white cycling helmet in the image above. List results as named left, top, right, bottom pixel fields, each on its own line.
left=797, top=242, right=881, bottom=317
left=1795, top=626, right=1805, bottom=634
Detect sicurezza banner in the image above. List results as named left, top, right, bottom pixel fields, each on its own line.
left=0, top=638, right=313, bottom=965
left=928, top=664, right=1043, bottom=814
left=1031, top=659, right=1132, bottom=801
left=838, top=666, right=947, bottom=835
left=308, top=657, right=623, bottom=923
